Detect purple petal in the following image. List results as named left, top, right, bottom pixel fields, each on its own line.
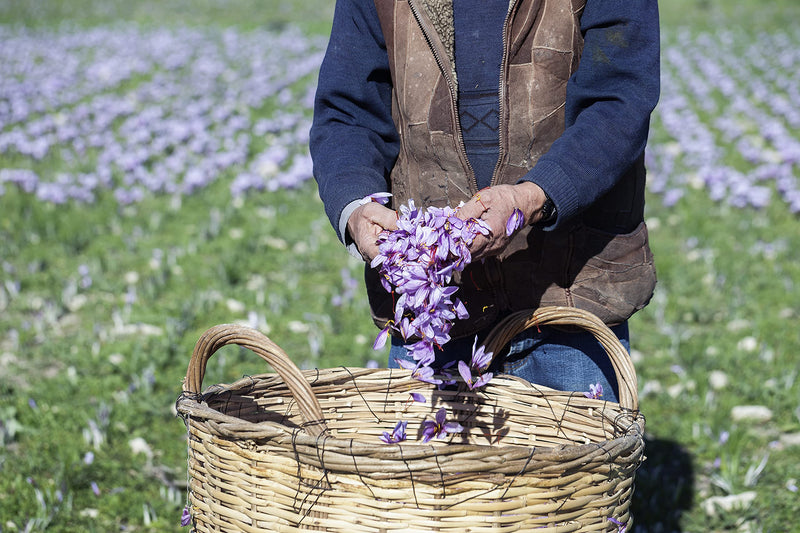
left=397, top=358, right=417, bottom=371
left=505, top=208, right=525, bottom=236
left=359, top=192, right=393, bottom=205
left=421, top=420, right=436, bottom=443
left=471, top=372, right=493, bottom=389
left=470, top=338, right=493, bottom=370
left=457, top=360, right=473, bottom=385
left=373, top=326, right=390, bottom=350
left=443, top=421, right=463, bottom=434
left=181, top=506, right=192, bottom=527
left=410, top=392, right=426, bottom=403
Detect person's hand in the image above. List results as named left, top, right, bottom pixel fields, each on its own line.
left=457, top=182, right=548, bottom=260
left=346, top=202, right=398, bottom=262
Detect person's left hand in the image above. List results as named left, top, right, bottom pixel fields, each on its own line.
left=457, top=182, right=547, bottom=260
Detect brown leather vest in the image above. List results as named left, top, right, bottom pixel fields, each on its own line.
left=368, top=0, right=656, bottom=335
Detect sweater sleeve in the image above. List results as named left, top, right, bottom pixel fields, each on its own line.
left=309, top=0, right=399, bottom=242
left=519, top=0, right=660, bottom=229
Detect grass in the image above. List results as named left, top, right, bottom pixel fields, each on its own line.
left=1, top=1, right=799, bottom=532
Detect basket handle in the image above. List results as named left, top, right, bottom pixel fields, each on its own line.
left=182, top=324, right=328, bottom=437
left=482, top=306, right=639, bottom=412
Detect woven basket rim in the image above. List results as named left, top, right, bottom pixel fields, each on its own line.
left=176, top=367, right=645, bottom=463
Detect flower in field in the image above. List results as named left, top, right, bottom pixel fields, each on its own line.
left=181, top=506, right=192, bottom=527
left=380, top=420, right=408, bottom=444
left=421, top=408, right=463, bottom=443
left=505, top=208, right=525, bottom=236
left=584, top=382, right=603, bottom=399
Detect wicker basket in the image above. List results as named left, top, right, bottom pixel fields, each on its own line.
left=176, top=306, right=645, bottom=532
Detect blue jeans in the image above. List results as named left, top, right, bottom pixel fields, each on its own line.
left=389, top=322, right=628, bottom=403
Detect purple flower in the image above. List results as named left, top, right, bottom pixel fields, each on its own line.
left=359, top=192, right=393, bottom=205
left=91, top=481, right=100, bottom=496
left=584, top=382, right=603, bottom=399
left=371, top=199, right=493, bottom=386
left=457, top=360, right=493, bottom=390
left=409, top=392, right=426, bottom=403
left=379, top=420, right=408, bottom=444
left=469, top=336, right=493, bottom=372
left=398, top=358, right=442, bottom=385
left=421, top=408, right=463, bottom=443
left=181, top=506, right=192, bottom=527
left=505, top=208, right=525, bottom=236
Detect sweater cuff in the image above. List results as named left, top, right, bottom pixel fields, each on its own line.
left=518, top=159, right=581, bottom=230
left=338, top=199, right=367, bottom=259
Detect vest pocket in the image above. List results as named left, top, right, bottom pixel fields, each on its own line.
left=562, top=221, right=657, bottom=325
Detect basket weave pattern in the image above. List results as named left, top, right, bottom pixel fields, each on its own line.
left=177, top=307, right=645, bottom=532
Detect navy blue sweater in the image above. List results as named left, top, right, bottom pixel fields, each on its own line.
left=310, top=0, right=660, bottom=241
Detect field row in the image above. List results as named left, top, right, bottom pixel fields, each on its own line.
left=2, top=25, right=799, bottom=215
left=0, top=24, right=325, bottom=204
left=649, top=28, right=800, bottom=212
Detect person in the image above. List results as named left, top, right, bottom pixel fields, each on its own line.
left=310, top=0, right=660, bottom=403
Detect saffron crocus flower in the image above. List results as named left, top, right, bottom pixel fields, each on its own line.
left=398, top=358, right=442, bottom=385
left=584, top=382, right=603, bottom=399
left=505, top=207, right=525, bottom=236
left=359, top=192, right=393, bottom=205
left=181, top=506, right=192, bottom=527
left=421, top=408, right=463, bottom=443
left=458, top=360, right=493, bottom=390
left=379, top=420, right=408, bottom=444
left=469, top=336, right=493, bottom=372
left=372, top=199, right=492, bottom=382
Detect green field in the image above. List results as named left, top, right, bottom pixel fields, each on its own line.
left=1, top=1, right=799, bottom=531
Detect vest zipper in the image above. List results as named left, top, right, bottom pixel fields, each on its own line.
left=407, top=0, right=477, bottom=194
left=490, top=0, right=519, bottom=187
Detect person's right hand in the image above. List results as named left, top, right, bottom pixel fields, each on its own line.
left=346, top=202, right=398, bottom=262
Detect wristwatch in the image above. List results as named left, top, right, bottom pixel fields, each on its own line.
left=538, top=195, right=557, bottom=225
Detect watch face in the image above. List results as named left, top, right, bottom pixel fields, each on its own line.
left=541, top=198, right=555, bottom=221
